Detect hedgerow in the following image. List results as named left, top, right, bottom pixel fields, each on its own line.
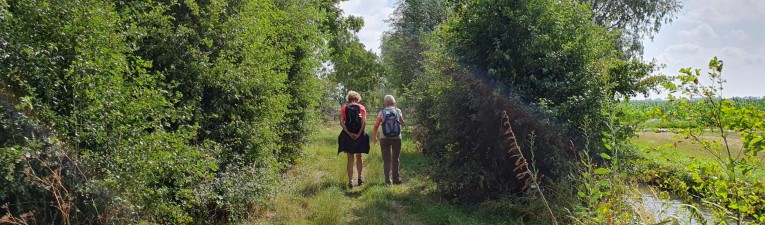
left=0, top=0, right=341, bottom=223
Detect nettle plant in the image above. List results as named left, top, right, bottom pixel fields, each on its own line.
left=662, top=57, right=765, bottom=224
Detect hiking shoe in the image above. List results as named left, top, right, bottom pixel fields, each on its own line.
left=347, top=182, right=353, bottom=189
left=393, top=180, right=402, bottom=185
left=357, top=178, right=364, bottom=186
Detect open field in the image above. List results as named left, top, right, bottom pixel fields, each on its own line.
left=633, top=131, right=743, bottom=161
left=631, top=131, right=765, bottom=177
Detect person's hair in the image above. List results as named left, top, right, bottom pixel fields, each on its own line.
left=346, top=91, right=361, bottom=102
left=383, top=95, right=396, bottom=106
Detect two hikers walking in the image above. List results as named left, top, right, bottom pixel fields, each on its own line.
left=338, top=91, right=405, bottom=188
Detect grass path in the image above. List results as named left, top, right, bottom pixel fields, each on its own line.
left=253, top=122, right=518, bottom=225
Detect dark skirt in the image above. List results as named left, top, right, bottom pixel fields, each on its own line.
left=338, top=131, right=370, bottom=154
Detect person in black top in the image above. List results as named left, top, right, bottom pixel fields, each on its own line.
left=338, top=91, right=370, bottom=188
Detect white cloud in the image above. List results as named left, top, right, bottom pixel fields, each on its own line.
left=678, top=24, right=718, bottom=39
left=721, top=47, right=765, bottom=64
left=655, top=53, right=677, bottom=65
left=682, top=0, right=765, bottom=24
left=724, top=29, right=752, bottom=41
left=641, top=0, right=765, bottom=98
left=665, top=43, right=703, bottom=55
left=339, top=0, right=396, bottom=54
left=722, top=47, right=747, bottom=60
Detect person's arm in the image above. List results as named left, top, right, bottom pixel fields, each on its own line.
left=353, top=106, right=367, bottom=140
left=398, top=108, right=405, bottom=126
left=372, top=116, right=382, bottom=145
left=340, top=119, right=354, bottom=137
left=357, top=118, right=366, bottom=140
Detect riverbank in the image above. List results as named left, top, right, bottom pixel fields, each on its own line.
left=628, top=131, right=765, bottom=223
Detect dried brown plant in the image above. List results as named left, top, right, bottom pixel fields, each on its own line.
left=0, top=203, right=34, bottom=225
left=501, top=111, right=558, bottom=225
left=22, top=154, right=76, bottom=225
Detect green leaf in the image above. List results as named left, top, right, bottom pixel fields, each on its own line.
left=594, top=168, right=611, bottom=175
left=750, top=137, right=763, bottom=148
left=728, top=201, right=739, bottom=209
left=599, top=153, right=611, bottom=160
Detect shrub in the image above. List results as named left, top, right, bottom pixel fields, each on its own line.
left=0, top=0, right=333, bottom=223
left=406, top=0, right=660, bottom=204
left=410, top=44, right=578, bottom=202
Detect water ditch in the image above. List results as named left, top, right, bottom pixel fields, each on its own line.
left=633, top=184, right=714, bottom=224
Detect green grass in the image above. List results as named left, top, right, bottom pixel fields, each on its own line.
left=641, top=120, right=696, bottom=129
left=253, top=122, right=521, bottom=225
left=630, top=131, right=765, bottom=178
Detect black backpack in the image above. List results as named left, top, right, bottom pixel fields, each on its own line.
left=344, top=104, right=362, bottom=133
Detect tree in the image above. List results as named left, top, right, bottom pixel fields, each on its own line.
left=381, top=0, right=449, bottom=95
left=275, top=0, right=326, bottom=166
left=328, top=39, right=383, bottom=104
left=583, top=0, right=682, bottom=56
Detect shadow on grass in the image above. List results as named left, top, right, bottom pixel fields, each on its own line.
left=342, top=182, right=390, bottom=199
left=345, top=178, right=521, bottom=225
left=301, top=179, right=344, bottom=198
left=345, top=144, right=522, bottom=225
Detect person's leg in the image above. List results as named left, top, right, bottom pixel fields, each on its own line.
left=346, top=153, right=354, bottom=187
left=380, top=138, right=392, bottom=184
left=355, top=154, right=364, bottom=185
left=392, top=139, right=402, bottom=184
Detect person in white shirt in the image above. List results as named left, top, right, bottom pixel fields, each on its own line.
left=372, top=95, right=405, bottom=185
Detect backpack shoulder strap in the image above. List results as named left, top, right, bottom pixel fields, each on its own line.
left=382, top=107, right=393, bottom=116
left=390, top=107, right=399, bottom=117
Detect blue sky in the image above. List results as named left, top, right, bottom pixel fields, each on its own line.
left=341, top=0, right=765, bottom=98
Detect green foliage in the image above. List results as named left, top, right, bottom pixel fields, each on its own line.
left=380, top=0, right=449, bottom=95
left=571, top=88, right=651, bottom=224
left=321, top=1, right=383, bottom=103
left=0, top=0, right=345, bottom=223
left=328, top=38, right=383, bottom=103
left=275, top=0, right=326, bottom=166
left=447, top=0, right=660, bottom=137
left=405, top=25, right=578, bottom=202
left=659, top=57, right=765, bottom=223
left=394, top=0, right=663, bottom=204
left=622, top=98, right=765, bottom=130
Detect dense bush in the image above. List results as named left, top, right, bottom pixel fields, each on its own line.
left=395, top=0, right=665, bottom=202
left=0, top=0, right=347, bottom=223
left=410, top=48, right=578, bottom=201
left=446, top=0, right=659, bottom=136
